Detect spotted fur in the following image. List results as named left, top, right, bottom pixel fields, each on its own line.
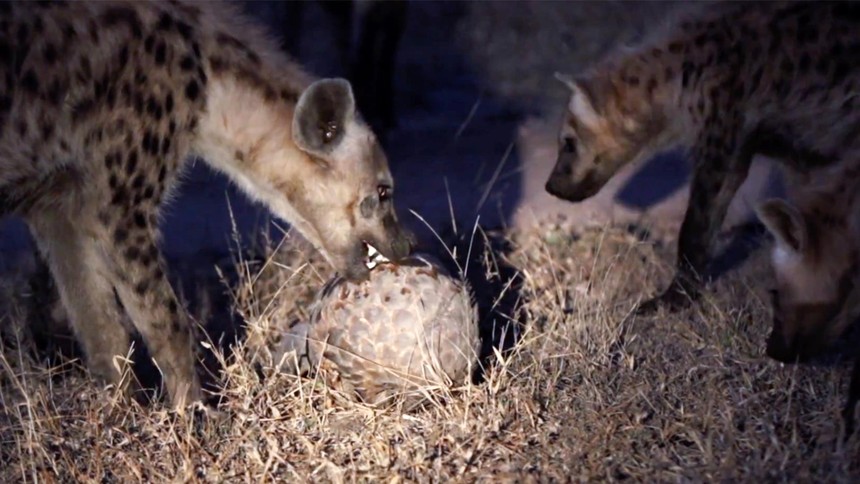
left=0, top=0, right=413, bottom=408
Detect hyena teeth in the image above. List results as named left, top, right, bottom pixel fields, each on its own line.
left=365, top=243, right=390, bottom=270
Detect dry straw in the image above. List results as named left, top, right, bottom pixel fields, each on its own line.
left=1, top=216, right=858, bottom=481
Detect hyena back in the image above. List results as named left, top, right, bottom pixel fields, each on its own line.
left=0, top=1, right=413, bottom=407
left=545, top=2, right=859, bottom=313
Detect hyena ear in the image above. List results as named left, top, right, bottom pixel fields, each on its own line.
left=292, top=78, right=356, bottom=156
left=553, top=72, right=577, bottom=91
left=556, top=73, right=600, bottom=128
left=756, top=199, right=808, bottom=253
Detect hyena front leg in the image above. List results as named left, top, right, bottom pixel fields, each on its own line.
left=27, top=209, right=134, bottom=392
left=823, top=278, right=860, bottom=437
left=96, top=200, right=203, bottom=408
left=104, top=215, right=202, bottom=408
left=637, top=113, right=753, bottom=314
left=844, top=359, right=860, bottom=437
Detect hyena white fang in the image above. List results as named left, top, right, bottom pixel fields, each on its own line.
left=0, top=0, right=414, bottom=408
left=545, top=2, right=859, bottom=314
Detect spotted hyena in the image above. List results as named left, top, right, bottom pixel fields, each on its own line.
left=755, top=171, right=860, bottom=364
left=754, top=170, right=860, bottom=432
left=0, top=1, right=414, bottom=408
left=545, top=2, right=859, bottom=314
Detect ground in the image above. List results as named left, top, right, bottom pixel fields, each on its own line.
left=0, top=1, right=858, bottom=481
left=2, top=221, right=859, bottom=481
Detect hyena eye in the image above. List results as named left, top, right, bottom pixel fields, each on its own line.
left=377, top=185, right=392, bottom=202
left=562, top=136, right=577, bottom=154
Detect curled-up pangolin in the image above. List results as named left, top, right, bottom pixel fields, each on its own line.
left=277, top=250, right=479, bottom=406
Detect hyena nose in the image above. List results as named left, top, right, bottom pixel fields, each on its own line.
left=391, top=228, right=416, bottom=260
left=765, top=338, right=795, bottom=363
left=545, top=174, right=571, bottom=199
left=765, top=328, right=805, bottom=363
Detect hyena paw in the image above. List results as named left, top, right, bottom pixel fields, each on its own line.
left=167, top=377, right=206, bottom=412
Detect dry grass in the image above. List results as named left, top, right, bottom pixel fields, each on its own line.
left=1, top=220, right=859, bottom=482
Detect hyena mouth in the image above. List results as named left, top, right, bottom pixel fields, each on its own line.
left=364, top=242, right=390, bottom=270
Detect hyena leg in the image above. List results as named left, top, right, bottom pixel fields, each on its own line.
left=100, top=210, right=203, bottom=408
left=637, top=116, right=753, bottom=314
left=842, top=355, right=860, bottom=440
left=844, top=359, right=860, bottom=437
left=825, top=280, right=860, bottom=437
left=27, top=210, right=133, bottom=391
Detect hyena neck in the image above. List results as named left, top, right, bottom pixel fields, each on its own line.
left=794, top=170, right=860, bottom=239
left=192, top=73, right=311, bottom=221
left=596, top=42, right=687, bottom=151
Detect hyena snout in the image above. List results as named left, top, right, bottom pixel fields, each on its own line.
left=545, top=160, right=601, bottom=202
left=765, top=306, right=842, bottom=363
left=341, top=220, right=416, bottom=281
left=766, top=326, right=831, bottom=363
left=373, top=222, right=416, bottom=261
left=765, top=323, right=809, bottom=363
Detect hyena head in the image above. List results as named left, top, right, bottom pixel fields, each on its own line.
left=289, top=78, right=415, bottom=281
left=545, top=73, right=665, bottom=202
left=756, top=199, right=858, bottom=362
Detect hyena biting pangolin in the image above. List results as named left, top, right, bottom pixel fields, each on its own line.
left=755, top=169, right=860, bottom=433
left=545, top=1, right=859, bottom=314
left=0, top=0, right=414, bottom=408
